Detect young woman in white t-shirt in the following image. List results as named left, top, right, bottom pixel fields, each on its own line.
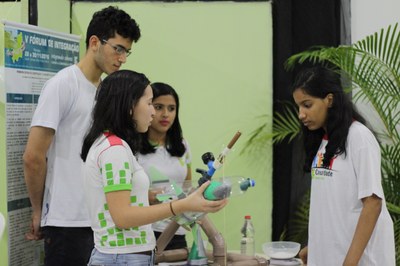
left=138, top=82, right=192, bottom=250
left=292, top=66, right=395, bottom=266
left=80, top=70, right=228, bottom=266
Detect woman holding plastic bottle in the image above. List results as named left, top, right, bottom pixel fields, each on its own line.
left=81, top=71, right=227, bottom=265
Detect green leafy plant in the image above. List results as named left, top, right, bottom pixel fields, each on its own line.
left=244, top=23, right=400, bottom=263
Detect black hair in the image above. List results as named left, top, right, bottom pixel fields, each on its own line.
left=292, top=66, right=366, bottom=171
left=85, top=6, right=141, bottom=49
left=139, top=82, right=186, bottom=157
left=81, top=70, right=150, bottom=162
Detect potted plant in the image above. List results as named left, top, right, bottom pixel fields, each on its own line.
left=244, top=23, right=400, bottom=263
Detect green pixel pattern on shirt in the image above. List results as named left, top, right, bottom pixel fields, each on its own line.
left=103, top=161, right=132, bottom=193
left=98, top=161, right=148, bottom=247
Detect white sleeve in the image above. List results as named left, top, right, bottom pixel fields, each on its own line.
left=182, top=138, right=192, bottom=166
left=31, top=74, right=74, bottom=131
left=97, top=145, right=133, bottom=193
left=351, top=127, right=384, bottom=199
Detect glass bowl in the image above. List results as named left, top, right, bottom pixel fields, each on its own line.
left=262, top=241, right=300, bottom=260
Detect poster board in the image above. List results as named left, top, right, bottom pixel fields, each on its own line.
left=1, top=21, right=80, bottom=266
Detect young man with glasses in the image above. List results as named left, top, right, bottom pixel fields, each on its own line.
left=23, top=6, right=141, bottom=266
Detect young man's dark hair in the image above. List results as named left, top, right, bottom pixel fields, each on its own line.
left=85, top=6, right=141, bottom=49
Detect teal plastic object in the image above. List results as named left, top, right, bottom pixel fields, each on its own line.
left=203, top=177, right=255, bottom=201
left=203, top=181, right=225, bottom=200
left=240, top=178, right=255, bottom=191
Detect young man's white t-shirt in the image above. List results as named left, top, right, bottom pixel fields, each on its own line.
left=307, top=121, right=395, bottom=265
left=137, top=139, right=191, bottom=235
left=83, top=133, right=156, bottom=254
left=31, top=64, right=96, bottom=227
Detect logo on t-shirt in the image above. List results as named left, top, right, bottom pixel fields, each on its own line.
left=311, top=151, right=336, bottom=179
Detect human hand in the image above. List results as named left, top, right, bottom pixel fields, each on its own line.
left=298, top=246, right=308, bottom=265
left=183, top=181, right=228, bottom=213
left=148, top=188, right=164, bottom=205
left=25, top=210, right=42, bottom=240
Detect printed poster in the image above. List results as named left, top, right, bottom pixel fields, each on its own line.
left=1, top=21, right=80, bottom=266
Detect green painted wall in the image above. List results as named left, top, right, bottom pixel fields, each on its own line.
left=0, top=1, right=25, bottom=24
left=37, top=0, right=70, bottom=33
left=72, top=1, right=273, bottom=253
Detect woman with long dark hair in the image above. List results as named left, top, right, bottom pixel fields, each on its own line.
left=81, top=70, right=227, bottom=266
left=292, top=66, right=395, bottom=266
left=138, top=82, right=191, bottom=250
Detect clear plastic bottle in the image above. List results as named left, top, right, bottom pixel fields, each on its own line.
left=164, top=177, right=255, bottom=226
left=240, top=215, right=255, bottom=256
left=203, top=176, right=255, bottom=200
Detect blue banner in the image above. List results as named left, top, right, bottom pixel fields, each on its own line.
left=4, top=28, right=80, bottom=72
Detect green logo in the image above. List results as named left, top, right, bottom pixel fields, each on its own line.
left=5, top=31, right=25, bottom=63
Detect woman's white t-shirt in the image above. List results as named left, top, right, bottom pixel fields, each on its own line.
left=307, top=121, right=395, bottom=265
left=138, top=139, right=191, bottom=235
left=83, top=133, right=156, bottom=254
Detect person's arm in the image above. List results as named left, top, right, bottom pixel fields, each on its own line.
left=185, top=166, right=192, bottom=181
left=107, top=181, right=228, bottom=229
left=184, top=138, right=192, bottom=182
left=23, top=126, right=55, bottom=240
left=148, top=188, right=163, bottom=205
left=299, top=246, right=308, bottom=265
left=342, top=194, right=382, bottom=266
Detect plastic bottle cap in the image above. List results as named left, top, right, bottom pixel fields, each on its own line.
left=239, top=178, right=255, bottom=191
left=245, top=215, right=251, bottom=219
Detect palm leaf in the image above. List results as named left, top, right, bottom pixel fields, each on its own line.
left=272, top=103, right=301, bottom=143
left=280, top=190, right=310, bottom=245
left=285, top=24, right=400, bottom=143
left=242, top=103, right=300, bottom=156
left=387, top=203, right=400, bottom=215
left=393, top=218, right=400, bottom=263
left=241, top=114, right=272, bottom=156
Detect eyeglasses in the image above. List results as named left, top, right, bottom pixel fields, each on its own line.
left=101, top=39, right=131, bottom=57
